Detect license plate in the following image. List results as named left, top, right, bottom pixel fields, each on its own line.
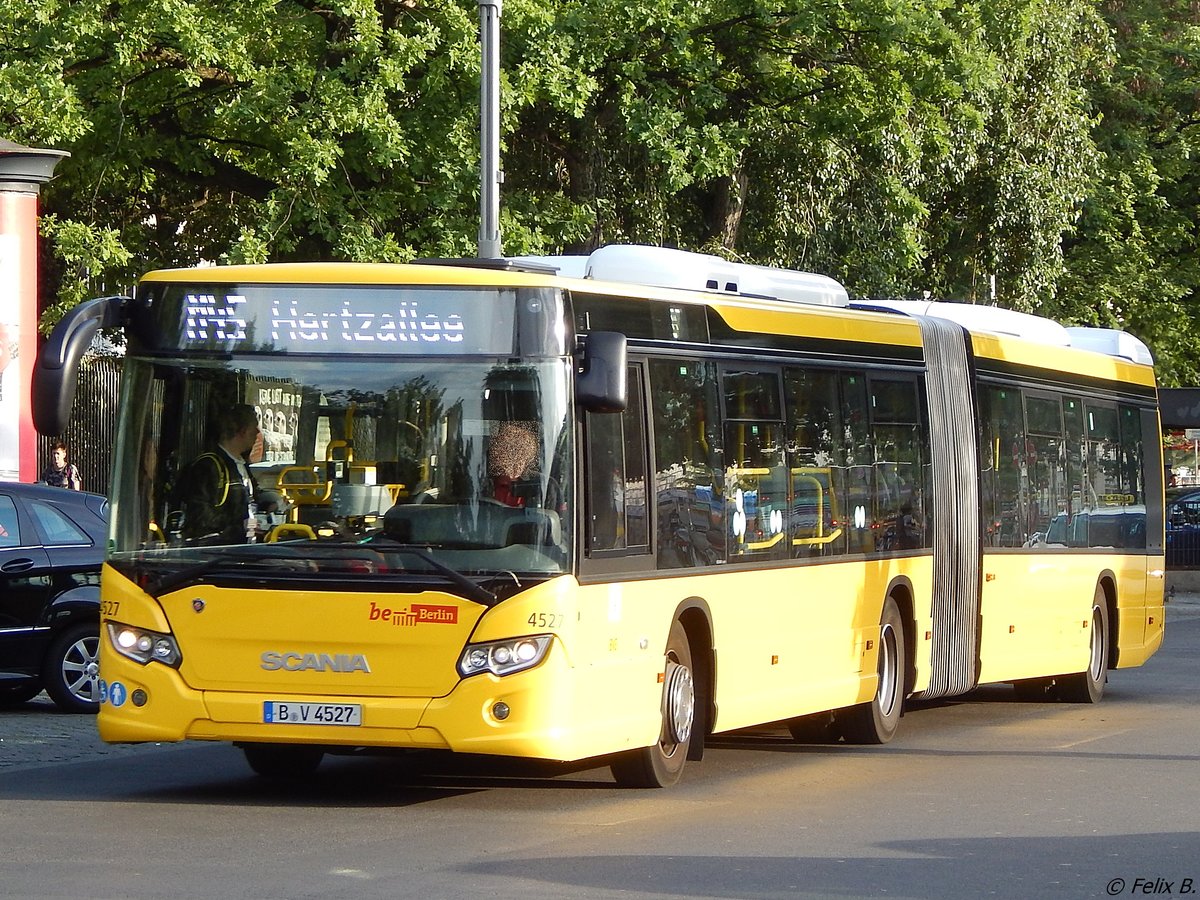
left=263, top=701, right=362, bottom=726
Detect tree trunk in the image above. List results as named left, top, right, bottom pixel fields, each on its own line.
left=704, top=170, right=748, bottom=251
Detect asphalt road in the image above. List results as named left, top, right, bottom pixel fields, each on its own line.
left=2, top=598, right=1199, bottom=900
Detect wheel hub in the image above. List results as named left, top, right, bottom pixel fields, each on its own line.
left=663, top=660, right=694, bottom=746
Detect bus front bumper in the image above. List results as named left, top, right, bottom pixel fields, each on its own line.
left=97, top=643, right=582, bottom=761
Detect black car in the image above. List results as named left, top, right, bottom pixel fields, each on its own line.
left=0, top=482, right=106, bottom=712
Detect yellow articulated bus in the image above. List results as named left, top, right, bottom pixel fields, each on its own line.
left=34, top=245, right=1164, bottom=787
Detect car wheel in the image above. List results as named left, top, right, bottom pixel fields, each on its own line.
left=0, top=682, right=44, bottom=708
left=42, top=623, right=102, bottom=714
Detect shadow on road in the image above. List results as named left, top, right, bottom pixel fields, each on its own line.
left=460, top=834, right=1200, bottom=900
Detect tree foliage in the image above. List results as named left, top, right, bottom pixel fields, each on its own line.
left=0, top=0, right=1195, bottom=382
left=1055, top=0, right=1200, bottom=386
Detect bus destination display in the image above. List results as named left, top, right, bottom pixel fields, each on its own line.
left=162, top=285, right=517, bottom=355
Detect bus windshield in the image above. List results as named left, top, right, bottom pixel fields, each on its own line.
left=108, top=355, right=573, bottom=596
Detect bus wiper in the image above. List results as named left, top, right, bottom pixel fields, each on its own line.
left=147, top=547, right=286, bottom=597
left=147, top=545, right=388, bottom=597
left=362, top=536, right=498, bottom=607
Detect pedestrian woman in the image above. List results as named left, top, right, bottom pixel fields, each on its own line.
left=41, top=441, right=82, bottom=491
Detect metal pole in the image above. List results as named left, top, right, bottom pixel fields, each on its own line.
left=478, top=0, right=502, bottom=258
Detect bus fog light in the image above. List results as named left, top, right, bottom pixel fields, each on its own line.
left=492, top=701, right=511, bottom=720
left=131, top=689, right=148, bottom=707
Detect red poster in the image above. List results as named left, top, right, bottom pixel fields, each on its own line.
left=0, top=191, right=38, bottom=482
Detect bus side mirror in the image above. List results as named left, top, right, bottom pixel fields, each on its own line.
left=576, top=331, right=627, bottom=413
left=33, top=296, right=127, bottom=435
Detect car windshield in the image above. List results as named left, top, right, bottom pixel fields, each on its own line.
left=108, top=356, right=573, bottom=596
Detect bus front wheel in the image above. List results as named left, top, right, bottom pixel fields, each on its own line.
left=1057, top=587, right=1109, bottom=704
left=837, top=596, right=906, bottom=744
left=610, top=619, right=695, bottom=788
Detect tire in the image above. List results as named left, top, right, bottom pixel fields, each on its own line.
left=1057, top=587, right=1109, bottom=704
left=0, top=682, right=43, bottom=708
left=1011, top=677, right=1054, bottom=701
left=836, top=596, right=906, bottom=744
left=42, top=623, right=101, bottom=714
left=242, top=743, right=325, bottom=778
left=611, top=619, right=695, bottom=788
left=787, top=711, right=838, bottom=743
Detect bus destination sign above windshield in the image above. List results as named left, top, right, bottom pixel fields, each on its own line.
left=164, top=285, right=517, bottom=355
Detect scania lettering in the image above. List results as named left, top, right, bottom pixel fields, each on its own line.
left=260, top=652, right=371, bottom=674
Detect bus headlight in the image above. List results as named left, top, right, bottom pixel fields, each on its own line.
left=458, top=635, right=551, bottom=677
left=107, top=622, right=182, bottom=668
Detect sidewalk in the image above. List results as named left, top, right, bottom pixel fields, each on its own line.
left=1166, top=586, right=1200, bottom=620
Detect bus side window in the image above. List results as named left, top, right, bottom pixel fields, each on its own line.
left=584, top=365, right=649, bottom=554
left=723, top=368, right=786, bottom=560
left=783, top=367, right=845, bottom=558
left=979, top=386, right=1026, bottom=547
left=649, top=359, right=724, bottom=568
left=869, top=376, right=927, bottom=552
left=1118, top=404, right=1146, bottom=549
left=841, top=373, right=875, bottom=554
left=1024, top=393, right=1068, bottom=551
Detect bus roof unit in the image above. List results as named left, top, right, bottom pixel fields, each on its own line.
left=866, top=299, right=1072, bottom=346
left=866, top=299, right=1153, bottom=365
left=506, top=245, right=1151, bottom=365
left=510, top=244, right=850, bottom=307
left=1064, top=327, right=1155, bottom=366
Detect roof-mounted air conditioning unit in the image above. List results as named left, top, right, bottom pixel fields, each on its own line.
left=508, top=244, right=849, bottom=307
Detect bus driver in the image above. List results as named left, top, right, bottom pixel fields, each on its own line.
left=179, top=404, right=262, bottom=544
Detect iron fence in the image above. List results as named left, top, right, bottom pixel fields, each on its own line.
left=35, top=354, right=122, bottom=496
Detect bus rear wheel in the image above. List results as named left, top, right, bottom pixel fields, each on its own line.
left=787, top=711, right=838, bottom=743
left=1057, top=587, right=1109, bottom=704
left=610, top=620, right=694, bottom=788
left=837, top=596, right=905, bottom=744
left=1011, top=677, right=1054, bottom=701
left=241, top=743, right=325, bottom=778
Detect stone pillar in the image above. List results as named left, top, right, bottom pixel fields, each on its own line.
left=0, top=140, right=69, bottom=481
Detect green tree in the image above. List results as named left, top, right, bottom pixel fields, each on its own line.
left=1057, top=0, right=1200, bottom=386
left=504, top=0, right=1110, bottom=309
left=3, top=0, right=493, bottom=328
left=0, top=0, right=1167, bottom=375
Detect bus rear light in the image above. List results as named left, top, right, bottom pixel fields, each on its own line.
left=107, top=622, right=182, bottom=668
left=459, top=635, right=551, bottom=677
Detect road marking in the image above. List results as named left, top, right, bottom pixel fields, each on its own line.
left=1054, top=729, right=1128, bottom=749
